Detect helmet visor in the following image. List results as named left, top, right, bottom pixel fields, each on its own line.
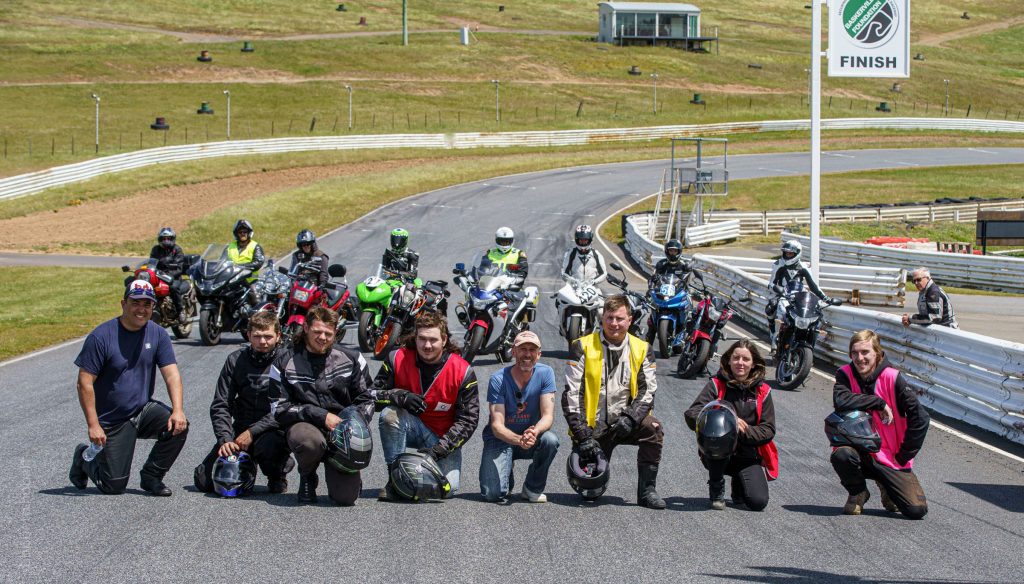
left=665, top=248, right=681, bottom=260
left=390, top=234, right=408, bottom=249
left=782, top=250, right=798, bottom=260
left=496, top=237, right=514, bottom=248
left=575, top=236, right=592, bottom=247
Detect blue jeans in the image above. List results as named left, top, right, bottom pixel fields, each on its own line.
left=478, top=431, right=559, bottom=502
left=379, top=407, right=463, bottom=492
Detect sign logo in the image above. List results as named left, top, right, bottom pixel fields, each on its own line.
left=841, top=0, right=899, bottom=48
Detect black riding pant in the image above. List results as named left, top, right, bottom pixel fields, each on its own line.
left=597, top=414, right=664, bottom=465
left=84, top=400, right=188, bottom=494
left=193, top=430, right=294, bottom=492
left=831, top=446, right=928, bottom=519
left=286, top=422, right=362, bottom=505
left=704, top=454, right=770, bottom=511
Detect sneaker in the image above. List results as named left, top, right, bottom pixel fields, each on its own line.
left=69, top=444, right=88, bottom=489
left=377, top=482, right=398, bottom=502
left=877, top=482, right=898, bottom=513
left=842, top=490, right=870, bottom=515
left=521, top=486, right=547, bottom=504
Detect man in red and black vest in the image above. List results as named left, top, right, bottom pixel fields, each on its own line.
left=373, top=311, right=479, bottom=498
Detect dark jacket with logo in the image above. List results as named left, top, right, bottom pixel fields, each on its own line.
left=210, top=346, right=281, bottom=445
left=269, top=344, right=374, bottom=429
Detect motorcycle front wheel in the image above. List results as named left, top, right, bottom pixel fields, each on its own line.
left=463, top=326, right=486, bottom=365
left=199, top=308, right=221, bottom=346
left=677, top=338, right=711, bottom=379
left=171, top=307, right=193, bottom=340
left=373, top=322, right=402, bottom=360
left=776, top=345, right=812, bottom=390
left=357, top=311, right=375, bottom=353
left=566, top=315, right=584, bottom=360
left=657, top=319, right=672, bottom=359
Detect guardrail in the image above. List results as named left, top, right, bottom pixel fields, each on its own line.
left=782, top=232, right=1024, bottom=294
left=709, top=198, right=1024, bottom=235
left=4, top=117, right=1024, bottom=201
left=684, top=220, right=740, bottom=247
left=622, top=214, right=905, bottom=306
left=690, top=254, right=1024, bottom=446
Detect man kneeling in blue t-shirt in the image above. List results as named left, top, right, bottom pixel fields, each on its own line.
left=479, top=331, right=559, bottom=503
left=69, top=280, right=189, bottom=496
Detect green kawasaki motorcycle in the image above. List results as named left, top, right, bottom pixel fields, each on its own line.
left=355, top=265, right=423, bottom=357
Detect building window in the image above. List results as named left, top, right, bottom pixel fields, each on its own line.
left=658, top=13, right=688, bottom=38
left=618, top=12, right=636, bottom=36
left=637, top=13, right=656, bottom=37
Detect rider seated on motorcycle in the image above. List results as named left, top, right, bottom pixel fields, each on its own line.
left=562, top=224, right=608, bottom=285
left=767, top=240, right=840, bottom=349
left=228, top=219, right=266, bottom=281
left=149, top=227, right=190, bottom=323
left=487, top=226, right=529, bottom=291
left=382, top=227, right=419, bottom=278
left=290, top=229, right=329, bottom=288
left=648, top=239, right=702, bottom=291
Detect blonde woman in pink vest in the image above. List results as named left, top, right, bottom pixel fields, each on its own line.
left=684, top=339, right=778, bottom=511
left=830, top=329, right=929, bottom=519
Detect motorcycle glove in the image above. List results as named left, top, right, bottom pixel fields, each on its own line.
left=379, top=389, right=427, bottom=416
left=611, top=415, right=636, bottom=440
left=577, top=437, right=603, bottom=462
left=418, top=444, right=449, bottom=461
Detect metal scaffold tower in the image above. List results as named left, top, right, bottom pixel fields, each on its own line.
left=649, top=137, right=729, bottom=244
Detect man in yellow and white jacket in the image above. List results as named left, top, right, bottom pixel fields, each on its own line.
left=562, top=294, right=665, bottom=509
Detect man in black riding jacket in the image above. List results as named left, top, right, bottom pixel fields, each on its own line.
left=290, top=229, right=330, bottom=288
left=193, top=311, right=295, bottom=495
left=149, top=227, right=190, bottom=323
left=270, top=307, right=375, bottom=505
left=648, top=239, right=700, bottom=290
left=767, top=240, right=839, bottom=348
left=382, top=227, right=419, bottom=277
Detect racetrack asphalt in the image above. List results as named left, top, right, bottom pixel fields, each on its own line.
left=2, top=148, right=1023, bottom=583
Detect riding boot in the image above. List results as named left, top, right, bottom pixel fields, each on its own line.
left=637, top=463, right=666, bottom=510
left=709, top=479, right=726, bottom=510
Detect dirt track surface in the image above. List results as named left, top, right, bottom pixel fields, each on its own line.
left=917, top=15, right=1024, bottom=46
left=0, top=160, right=412, bottom=252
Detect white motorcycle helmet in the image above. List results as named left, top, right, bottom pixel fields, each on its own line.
left=574, top=224, right=594, bottom=254
left=495, top=227, right=515, bottom=253
left=781, top=240, right=802, bottom=267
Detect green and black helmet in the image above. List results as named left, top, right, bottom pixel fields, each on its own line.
left=390, top=228, right=410, bottom=253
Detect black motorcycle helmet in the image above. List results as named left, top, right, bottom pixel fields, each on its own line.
left=296, top=229, right=316, bottom=249
left=157, top=227, right=176, bottom=249
left=388, top=452, right=451, bottom=502
left=824, top=410, right=881, bottom=453
left=574, top=224, right=594, bottom=254
left=664, top=239, right=683, bottom=264
left=696, top=400, right=739, bottom=460
left=212, top=452, right=257, bottom=497
left=233, top=219, right=254, bottom=240
left=566, top=447, right=610, bottom=501
left=326, top=407, right=373, bottom=474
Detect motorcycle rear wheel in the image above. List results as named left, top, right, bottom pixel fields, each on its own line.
left=776, top=345, right=812, bottom=390
left=199, top=308, right=221, bottom=346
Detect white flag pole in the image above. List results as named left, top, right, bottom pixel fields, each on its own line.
left=810, top=0, right=823, bottom=280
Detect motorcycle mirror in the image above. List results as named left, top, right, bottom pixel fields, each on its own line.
left=328, top=264, right=347, bottom=278
left=277, top=265, right=289, bottom=275
left=455, top=262, right=465, bottom=271
left=121, top=265, right=131, bottom=272
left=610, top=261, right=623, bottom=271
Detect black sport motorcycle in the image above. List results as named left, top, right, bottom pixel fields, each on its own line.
left=190, top=244, right=257, bottom=346
left=773, top=281, right=842, bottom=390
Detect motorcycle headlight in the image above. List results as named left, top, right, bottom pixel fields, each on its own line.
left=794, top=316, right=817, bottom=329
left=706, top=305, right=721, bottom=322
left=471, top=297, right=490, bottom=311
left=293, top=290, right=310, bottom=302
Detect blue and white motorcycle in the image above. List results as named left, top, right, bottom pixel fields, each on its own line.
left=646, top=272, right=694, bottom=359
left=452, top=254, right=539, bottom=364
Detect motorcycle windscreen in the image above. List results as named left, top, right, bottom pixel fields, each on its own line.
left=790, top=291, right=820, bottom=319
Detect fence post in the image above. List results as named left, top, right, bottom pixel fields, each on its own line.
left=762, top=211, right=768, bottom=236
left=929, top=205, right=934, bottom=222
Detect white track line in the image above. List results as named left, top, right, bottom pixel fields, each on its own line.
left=0, top=337, right=85, bottom=368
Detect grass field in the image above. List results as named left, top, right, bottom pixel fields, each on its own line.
left=1, top=1, right=1023, bottom=176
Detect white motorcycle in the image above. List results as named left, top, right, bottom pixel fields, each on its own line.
left=452, top=253, right=539, bottom=364
left=552, top=276, right=604, bottom=359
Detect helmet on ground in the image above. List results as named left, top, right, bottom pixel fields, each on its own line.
left=664, top=239, right=683, bottom=263
left=824, top=410, right=881, bottom=453
left=326, top=407, right=373, bottom=474
left=157, top=227, right=176, bottom=249
left=495, top=227, right=515, bottom=253
left=296, top=229, right=316, bottom=248
left=233, top=219, right=254, bottom=239
left=388, top=452, right=451, bottom=502
left=696, top=400, right=739, bottom=460
left=566, top=447, right=610, bottom=501
left=781, top=240, right=802, bottom=267
left=390, top=228, right=410, bottom=254
left=574, top=224, right=594, bottom=254
left=212, top=452, right=257, bottom=497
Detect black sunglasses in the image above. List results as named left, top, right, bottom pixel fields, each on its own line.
left=912, top=276, right=928, bottom=283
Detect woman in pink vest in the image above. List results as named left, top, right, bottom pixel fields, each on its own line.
left=685, top=339, right=778, bottom=511
left=830, top=329, right=929, bottom=519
